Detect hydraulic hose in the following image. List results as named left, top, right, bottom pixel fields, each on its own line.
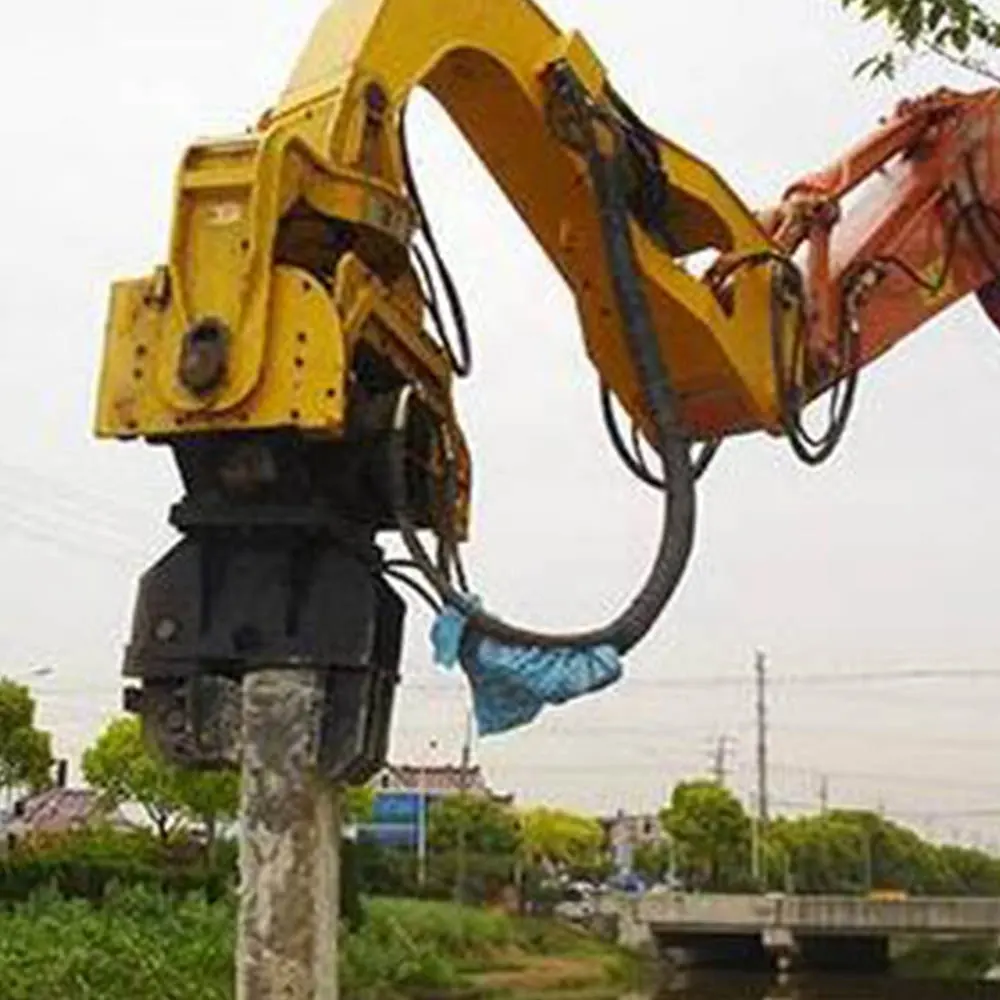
left=387, top=66, right=696, bottom=654
left=599, top=381, right=720, bottom=487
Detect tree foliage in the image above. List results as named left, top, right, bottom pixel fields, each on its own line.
left=171, top=769, right=240, bottom=848
left=765, top=809, right=1000, bottom=896
left=519, top=806, right=604, bottom=872
left=428, top=795, right=522, bottom=856
left=660, top=780, right=751, bottom=890
left=843, top=0, right=1000, bottom=80
left=83, top=717, right=238, bottom=844
left=632, top=841, right=674, bottom=881
left=0, top=678, right=54, bottom=796
left=345, top=785, right=375, bottom=824
left=654, top=780, right=1000, bottom=897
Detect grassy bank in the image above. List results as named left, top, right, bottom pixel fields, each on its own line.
left=0, top=888, right=638, bottom=1000
left=893, top=936, right=1000, bottom=981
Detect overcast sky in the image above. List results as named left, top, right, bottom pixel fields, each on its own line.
left=3, top=0, right=1000, bottom=843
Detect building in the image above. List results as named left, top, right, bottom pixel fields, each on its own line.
left=602, top=811, right=665, bottom=849
left=1, top=788, right=107, bottom=851
left=601, top=810, right=666, bottom=874
left=371, top=763, right=495, bottom=797
left=359, top=762, right=510, bottom=847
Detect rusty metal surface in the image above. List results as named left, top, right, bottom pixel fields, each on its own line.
left=236, top=670, right=340, bottom=1000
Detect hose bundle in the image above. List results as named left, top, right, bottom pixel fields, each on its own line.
left=387, top=64, right=697, bottom=654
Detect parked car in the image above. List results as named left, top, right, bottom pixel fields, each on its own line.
left=604, top=872, right=647, bottom=896
left=648, top=874, right=685, bottom=894
left=553, top=881, right=597, bottom=922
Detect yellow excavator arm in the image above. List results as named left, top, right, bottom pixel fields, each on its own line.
left=96, top=0, right=785, bottom=459
left=95, top=0, right=1000, bottom=768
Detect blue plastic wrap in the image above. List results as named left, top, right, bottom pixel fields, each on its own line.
left=431, top=603, right=622, bottom=735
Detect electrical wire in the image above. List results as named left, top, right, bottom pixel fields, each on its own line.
left=411, top=243, right=452, bottom=363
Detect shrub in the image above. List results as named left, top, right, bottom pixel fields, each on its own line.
left=0, top=826, right=234, bottom=905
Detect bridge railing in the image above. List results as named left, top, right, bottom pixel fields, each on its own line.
left=781, top=895, right=1000, bottom=933
left=622, top=893, right=1000, bottom=935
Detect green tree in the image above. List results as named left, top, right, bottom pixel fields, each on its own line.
left=841, top=0, right=1000, bottom=80
left=766, top=812, right=880, bottom=893
left=633, top=840, right=674, bottom=882
left=83, top=716, right=239, bottom=845
left=428, top=795, right=522, bottom=856
left=519, top=806, right=604, bottom=873
left=0, top=677, right=54, bottom=797
left=344, top=785, right=375, bottom=824
left=172, top=768, right=239, bottom=854
left=652, top=772, right=1000, bottom=898
left=83, top=717, right=185, bottom=841
left=660, top=780, right=751, bottom=891
left=938, top=844, right=1000, bottom=895
left=766, top=809, right=976, bottom=896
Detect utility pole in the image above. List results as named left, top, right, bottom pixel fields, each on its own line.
left=417, top=739, right=438, bottom=890
left=750, top=800, right=761, bottom=887
left=750, top=650, right=769, bottom=891
left=711, top=734, right=733, bottom=786
left=862, top=827, right=873, bottom=892
left=819, top=775, right=829, bottom=815
left=455, top=708, right=473, bottom=903
left=755, top=651, right=769, bottom=825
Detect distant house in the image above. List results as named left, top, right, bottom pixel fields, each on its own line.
left=1, top=788, right=108, bottom=851
left=601, top=810, right=666, bottom=873
left=370, top=763, right=502, bottom=798
left=602, top=811, right=665, bottom=848
left=359, top=762, right=511, bottom=847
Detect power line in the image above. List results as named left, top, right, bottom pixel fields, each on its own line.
left=764, top=721, right=1000, bottom=749
left=762, top=759, right=1000, bottom=794
left=38, top=683, right=1000, bottom=757
left=402, top=666, right=1000, bottom=695
left=402, top=712, right=1000, bottom=750
left=0, top=458, right=153, bottom=522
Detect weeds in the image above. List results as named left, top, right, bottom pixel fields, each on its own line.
left=0, top=887, right=629, bottom=999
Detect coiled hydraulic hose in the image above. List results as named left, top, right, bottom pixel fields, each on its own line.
left=387, top=65, right=696, bottom=654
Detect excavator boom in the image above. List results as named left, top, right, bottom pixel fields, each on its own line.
left=762, top=87, right=1000, bottom=389
left=96, top=0, right=791, bottom=461
left=94, top=0, right=1000, bottom=774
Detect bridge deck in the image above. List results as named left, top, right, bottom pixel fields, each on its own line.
left=603, top=893, right=1000, bottom=937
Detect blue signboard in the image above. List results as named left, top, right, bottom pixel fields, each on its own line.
left=371, top=792, right=423, bottom=824
left=357, top=823, right=419, bottom=848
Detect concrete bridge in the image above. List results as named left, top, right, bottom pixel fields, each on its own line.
left=599, top=893, right=1000, bottom=972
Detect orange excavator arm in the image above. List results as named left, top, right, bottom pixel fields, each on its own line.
left=761, top=87, right=1000, bottom=422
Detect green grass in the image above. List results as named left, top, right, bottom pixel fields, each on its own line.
left=341, top=897, right=518, bottom=997
left=0, top=888, right=634, bottom=1000
left=0, top=887, right=233, bottom=1000
left=893, top=936, right=999, bottom=981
